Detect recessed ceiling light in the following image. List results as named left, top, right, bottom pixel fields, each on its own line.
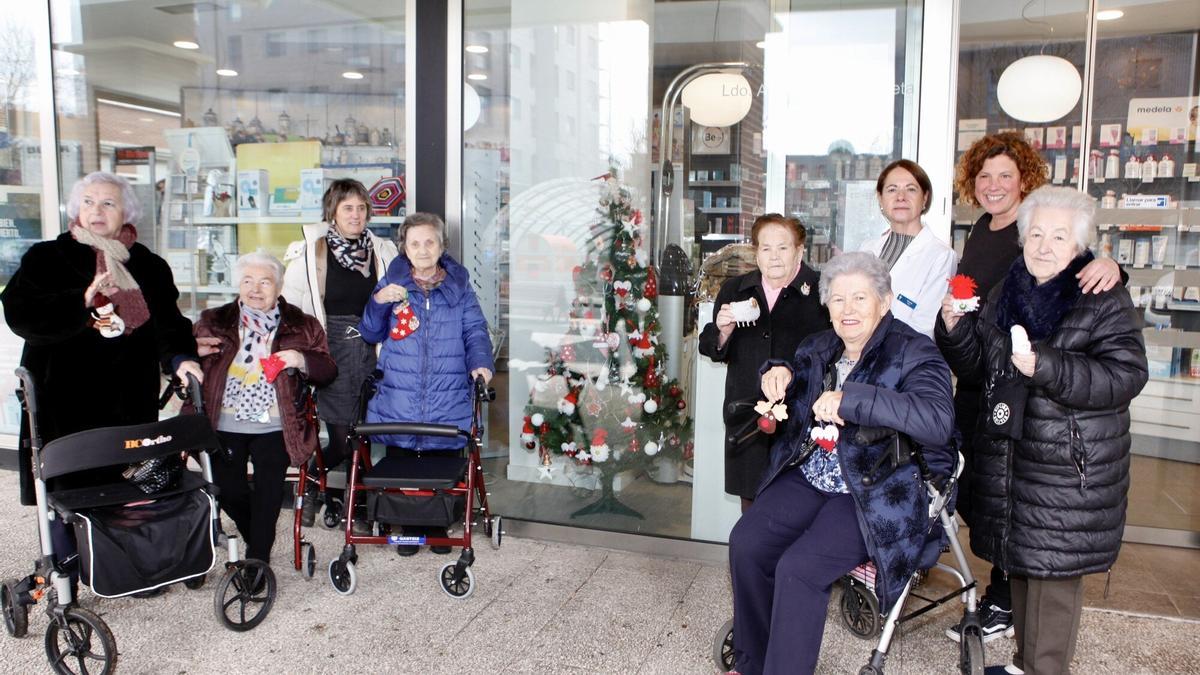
left=216, top=68, right=238, bottom=77
left=342, top=71, right=364, bottom=80
left=755, top=41, right=766, bottom=49
left=465, top=45, right=489, bottom=54
left=1096, top=9, right=1124, bottom=20
left=467, top=73, right=487, bottom=81
left=173, top=40, right=200, bottom=50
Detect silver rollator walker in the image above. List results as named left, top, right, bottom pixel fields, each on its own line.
left=2, top=369, right=277, bottom=675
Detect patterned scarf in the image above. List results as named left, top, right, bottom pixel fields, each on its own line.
left=413, top=264, right=447, bottom=293
left=70, top=222, right=150, bottom=333
left=221, top=303, right=281, bottom=423
left=325, top=226, right=374, bottom=277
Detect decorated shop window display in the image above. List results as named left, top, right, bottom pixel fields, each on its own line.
left=523, top=170, right=693, bottom=519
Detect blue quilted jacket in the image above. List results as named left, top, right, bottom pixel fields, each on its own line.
left=358, top=253, right=494, bottom=449
left=759, top=313, right=956, bottom=613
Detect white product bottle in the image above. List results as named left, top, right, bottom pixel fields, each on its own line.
left=1125, top=155, right=1141, bottom=180
left=1142, top=155, right=1157, bottom=183
left=1105, top=150, right=1120, bottom=179
left=1101, top=189, right=1117, bottom=209
left=1159, top=154, right=1175, bottom=178
left=1100, top=233, right=1113, bottom=258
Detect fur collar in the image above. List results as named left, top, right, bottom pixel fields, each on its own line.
left=995, top=251, right=1091, bottom=341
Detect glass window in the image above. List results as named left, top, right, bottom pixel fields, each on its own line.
left=50, top=0, right=408, bottom=319
left=0, top=7, right=48, bottom=436
left=463, top=0, right=923, bottom=542
left=1091, top=1, right=1200, bottom=536
left=955, top=0, right=1200, bottom=540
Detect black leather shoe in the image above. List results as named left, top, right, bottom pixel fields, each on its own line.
left=396, top=545, right=419, bottom=557
left=132, top=586, right=169, bottom=599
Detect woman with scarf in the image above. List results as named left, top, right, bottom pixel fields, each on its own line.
left=195, top=251, right=336, bottom=567
left=1, top=171, right=201, bottom=590
left=280, top=179, right=398, bottom=525
left=359, top=212, right=494, bottom=555
left=937, top=187, right=1147, bottom=675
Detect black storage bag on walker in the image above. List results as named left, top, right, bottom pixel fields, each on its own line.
left=366, top=492, right=465, bottom=528
left=73, top=489, right=216, bottom=597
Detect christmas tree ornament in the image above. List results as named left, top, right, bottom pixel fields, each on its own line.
left=558, top=390, right=578, bottom=415
left=538, top=452, right=554, bottom=480
left=531, top=412, right=545, bottom=427
left=561, top=441, right=578, bottom=457
left=260, top=353, right=287, bottom=383
left=90, top=295, right=126, bottom=338
left=590, top=429, right=610, bottom=462
left=561, top=343, right=577, bottom=362
left=949, top=274, right=980, bottom=313
left=754, top=399, right=789, bottom=434
left=520, top=416, right=536, bottom=449
left=643, top=398, right=658, bottom=414
left=628, top=437, right=640, bottom=453
left=636, top=297, right=652, bottom=314
left=644, top=441, right=660, bottom=456
left=633, top=332, right=655, bottom=359
left=389, top=301, right=420, bottom=340
left=668, top=385, right=681, bottom=398
left=620, top=416, right=637, bottom=432
left=676, top=399, right=687, bottom=411
left=644, top=267, right=658, bottom=299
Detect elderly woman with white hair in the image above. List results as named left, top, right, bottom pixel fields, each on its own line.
left=728, top=251, right=956, bottom=675
left=1, top=171, right=202, bottom=594
left=937, top=186, right=1147, bottom=675
left=194, top=251, right=337, bottom=568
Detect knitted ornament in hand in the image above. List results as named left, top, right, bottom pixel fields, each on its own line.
left=811, top=425, right=839, bottom=452
left=260, top=353, right=287, bottom=383
left=390, top=301, right=420, bottom=340
left=948, top=274, right=980, bottom=313
left=754, top=399, right=788, bottom=434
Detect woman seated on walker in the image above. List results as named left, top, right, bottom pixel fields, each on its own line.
left=727, top=251, right=956, bottom=675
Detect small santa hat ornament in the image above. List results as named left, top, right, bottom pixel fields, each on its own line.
left=948, top=274, right=980, bottom=313
left=558, top=390, right=578, bottom=415
left=521, top=416, right=536, bottom=449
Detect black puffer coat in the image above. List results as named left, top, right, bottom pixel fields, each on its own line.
left=936, top=255, right=1148, bottom=578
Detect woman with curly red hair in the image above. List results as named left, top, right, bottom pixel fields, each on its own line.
left=937, top=132, right=1122, bottom=650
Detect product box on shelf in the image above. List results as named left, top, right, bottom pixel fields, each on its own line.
left=237, top=170, right=269, bottom=215
left=1146, top=344, right=1178, bottom=379
left=299, top=168, right=331, bottom=214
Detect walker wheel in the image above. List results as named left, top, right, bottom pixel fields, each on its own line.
left=214, top=560, right=276, bottom=632
left=328, top=559, right=357, bottom=596
left=301, top=542, right=317, bottom=579
left=44, top=606, right=117, bottom=675
left=320, top=499, right=343, bottom=530
left=438, top=562, right=475, bottom=599
left=960, top=625, right=985, bottom=675
left=712, top=618, right=734, bottom=671
left=183, top=574, right=207, bottom=590
left=489, top=515, right=503, bottom=550
left=2, top=579, right=28, bottom=638
left=839, top=579, right=881, bottom=639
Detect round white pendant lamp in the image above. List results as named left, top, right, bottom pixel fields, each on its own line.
left=463, top=83, right=481, bottom=131
left=680, top=72, right=753, bottom=127
left=996, top=55, right=1081, bottom=123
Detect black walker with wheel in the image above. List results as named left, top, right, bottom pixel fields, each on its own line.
left=325, top=373, right=502, bottom=599
left=1, top=369, right=278, bottom=675
left=712, top=404, right=987, bottom=675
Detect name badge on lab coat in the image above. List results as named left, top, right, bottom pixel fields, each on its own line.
left=897, top=294, right=917, bottom=310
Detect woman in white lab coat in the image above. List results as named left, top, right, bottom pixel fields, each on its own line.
left=860, top=159, right=956, bottom=338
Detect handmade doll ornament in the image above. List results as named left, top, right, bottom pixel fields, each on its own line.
left=90, top=294, right=126, bottom=338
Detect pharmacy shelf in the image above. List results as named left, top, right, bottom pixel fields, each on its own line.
left=697, top=207, right=741, bottom=214
left=192, top=215, right=405, bottom=225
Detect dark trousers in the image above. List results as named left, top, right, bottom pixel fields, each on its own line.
left=956, top=387, right=1011, bottom=610
left=729, top=468, right=868, bottom=675
left=1011, top=574, right=1084, bottom=674
left=212, top=431, right=289, bottom=564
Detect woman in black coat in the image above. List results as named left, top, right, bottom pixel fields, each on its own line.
left=936, top=186, right=1147, bottom=675
left=698, top=214, right=829, bottom=509
left=1, top=172, right=200, bottom=594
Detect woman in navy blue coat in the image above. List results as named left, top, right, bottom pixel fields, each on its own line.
left=728, top=251, right=955, bottom=675
left=358, top=212, right=494, bottom=552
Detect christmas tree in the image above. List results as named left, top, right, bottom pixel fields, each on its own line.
left=523, top=170, right=693, bottom=519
